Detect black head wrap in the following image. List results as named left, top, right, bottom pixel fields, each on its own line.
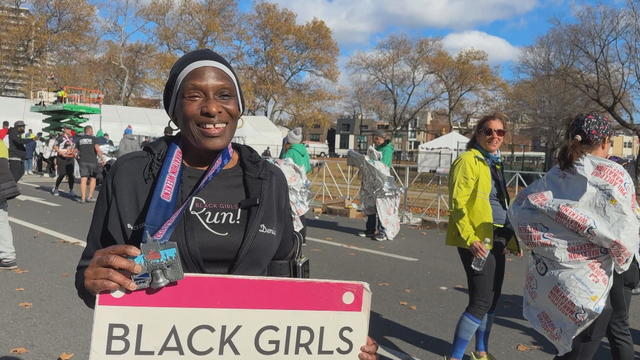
left=162, top=49, right=245, bottom=123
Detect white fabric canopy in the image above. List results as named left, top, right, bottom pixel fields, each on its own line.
left=0, top=97, right=283, bottom=154
left=417, top=131, right=469, bottom=173
left=418, top=131, right=469, bottom=150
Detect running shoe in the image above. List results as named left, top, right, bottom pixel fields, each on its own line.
left=0, top=259, right=18, bottom=270
left=374, top=233, right=388, bottom=241
left=357, top=232, right=375, bottom=238
left=51, top=188, right=59, bottom=196
left=87, top=198, right=96, bottom=203
left=471, top=351, right=496, bottom=360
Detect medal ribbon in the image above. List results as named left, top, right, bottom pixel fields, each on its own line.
left=143, top=140, right=234, bottom=243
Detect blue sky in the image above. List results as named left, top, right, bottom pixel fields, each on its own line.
left=235, top=0, right=611, bottom=80
left=97, top=0, right=618, bottom=80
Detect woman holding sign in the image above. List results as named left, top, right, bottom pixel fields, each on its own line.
left=508, top=113, right=639, bottom=359
left=75, top=49, right=378, bottom=360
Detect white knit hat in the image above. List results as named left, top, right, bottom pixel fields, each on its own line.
left=287, top=127, right=303, bottom=144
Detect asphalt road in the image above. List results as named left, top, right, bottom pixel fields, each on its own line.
left=1, top=174, right=640, bottom=360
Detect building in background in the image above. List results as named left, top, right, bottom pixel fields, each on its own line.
left=306, top=121, right=330, bottom=143
left=0, top=4, right=31, bottom=97
left=610, top=134, right=639, bottom=159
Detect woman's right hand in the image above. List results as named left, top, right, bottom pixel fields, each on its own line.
left=469, top=240, right=488, bottom=259
left=83, top=245, right=143, bottom=295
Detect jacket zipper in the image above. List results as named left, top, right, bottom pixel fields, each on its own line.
left=231, top=175, right=267, bottom=273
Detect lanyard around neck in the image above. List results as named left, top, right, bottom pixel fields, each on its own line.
left=143, top=141, right=234, bottom=243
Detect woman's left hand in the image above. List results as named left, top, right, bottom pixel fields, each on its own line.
left=358, top=336, right=379, bottom=360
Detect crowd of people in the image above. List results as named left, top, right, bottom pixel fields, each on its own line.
left=1, top=49, right=638, bottom=360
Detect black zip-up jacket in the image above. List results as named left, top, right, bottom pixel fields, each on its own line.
left=8, top=127, right=34, bottom=160
left=75, top=137, right=296, bottom=307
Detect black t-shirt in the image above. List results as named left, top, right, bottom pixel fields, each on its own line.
left=75, top=135, right=98, bottom=164
left=178, top=164, right=248, bottom=273
left=54, top=135, right=75, bottom=158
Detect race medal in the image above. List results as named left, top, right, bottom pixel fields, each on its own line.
left=131, top=241, right=184, bottom=290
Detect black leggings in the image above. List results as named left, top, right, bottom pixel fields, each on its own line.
left=9, top=160, right=24, bottom=182
left=606, top=258, right=639, bottom=360
left=457, top=242, right=506, bottom=319
left=55, top=157, right=74, bottom=190
left=553, top=297, right=612, bottom=360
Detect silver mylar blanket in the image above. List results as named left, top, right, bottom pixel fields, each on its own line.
left=508, top=154, right=640, bottom=355
left=347, top=147, right=402, bottom=239
left=269, top=158, right=311, bottom=232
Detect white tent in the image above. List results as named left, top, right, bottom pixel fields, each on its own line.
left=418, top=131, right=470, bottom=151
left=233, top=116, right=284, bottom=156
left=0, top=96, right=50, bottom=129
left=0, top=97, right=284, bottom=154
left=417, top=131, right=469, bottom=173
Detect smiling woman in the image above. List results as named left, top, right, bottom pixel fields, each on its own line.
left=74, top=49, right=380, bottom=360
left=444, top=113, right=519, bottom=360
left=75, top=49, right=297, bottom=296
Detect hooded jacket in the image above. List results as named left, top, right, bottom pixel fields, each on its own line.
left=282, top=143, right=311, bottom=173
left=75, top=137, right=297, bottom=307
left=117, top=134, right=139, bottom=157
left=375, top=140, right=394, bottom=168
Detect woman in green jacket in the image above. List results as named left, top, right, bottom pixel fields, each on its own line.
left=445, top=113, right=515, bottom=360
left=373, top=130, right=394, bottom=168
left=282, top=127, right=311, bottom=173
left=358, top=130, right=395, bottom=241
left=281, top=127, right=312, bottom=244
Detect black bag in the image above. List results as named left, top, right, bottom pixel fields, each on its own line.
left=267, top=231, right=310, bottom=278
left=291, top=231, right=309, bottom=278
left=0, top=158, right=20, bottom=201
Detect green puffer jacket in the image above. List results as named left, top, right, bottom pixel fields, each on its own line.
left=375, top=141, right=394, bottom=168
left=283, top=143, right=312, bottom=173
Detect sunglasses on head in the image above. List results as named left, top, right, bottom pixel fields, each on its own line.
left=481, top=128, right=506, bottom=137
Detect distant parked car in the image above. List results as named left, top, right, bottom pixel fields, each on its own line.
left=304, top=141, right=329, bottom=157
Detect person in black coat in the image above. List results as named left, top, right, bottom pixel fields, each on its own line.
left=7, top=121, right=34, bottom=182
left=74, top=49, right=379, bottom=359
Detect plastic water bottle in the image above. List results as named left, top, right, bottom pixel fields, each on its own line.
left=471, top=238, right=492, bottom=271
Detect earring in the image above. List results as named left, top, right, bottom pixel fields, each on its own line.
left=167, top=118, right=179, bottom=131
left=237, top=117, right=244, bottom=129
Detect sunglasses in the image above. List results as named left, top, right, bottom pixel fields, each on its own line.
left=481, top=128, right=506, bottom=137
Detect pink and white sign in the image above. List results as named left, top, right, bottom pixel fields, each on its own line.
left=90, top=274, right=371, bottom=359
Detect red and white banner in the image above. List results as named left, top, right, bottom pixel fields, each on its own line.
left=90, top=274, right=371, bottom=359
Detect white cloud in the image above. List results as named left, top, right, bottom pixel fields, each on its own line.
left=270, top=0, right=537, bottom=45
left=442, top=30, right=521, bottom=63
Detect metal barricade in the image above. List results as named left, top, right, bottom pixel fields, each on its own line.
left=308, top=159, right=546, bottom=223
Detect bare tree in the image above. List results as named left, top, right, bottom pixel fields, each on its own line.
left=507, top=73, right=600, bottom=170
left=523, top=4, right=640, bottom=172
left=431, top=49, right=505, bottom=131
left=347, top=34, right=442, bottom=136
left=96, top=0, right=152, bottom=105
